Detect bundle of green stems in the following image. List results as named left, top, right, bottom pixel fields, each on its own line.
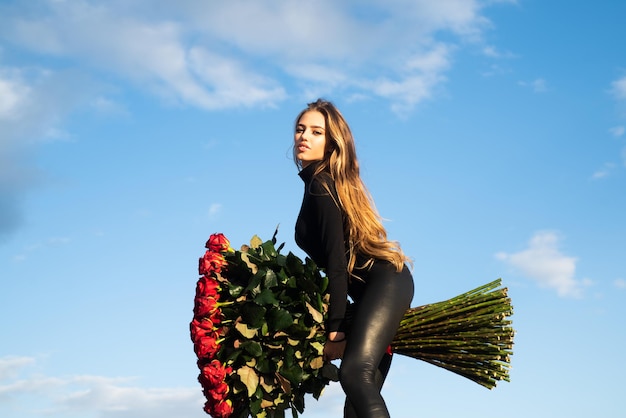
left=391, top=279, right=514, bottom=389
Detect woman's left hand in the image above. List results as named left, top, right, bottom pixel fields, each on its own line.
left=323, top=332, right=347, bottom=361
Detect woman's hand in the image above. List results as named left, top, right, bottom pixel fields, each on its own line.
left=323, top=332, right=346, bottom=361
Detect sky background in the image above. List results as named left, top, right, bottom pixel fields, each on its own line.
left=1, top=1, right=625, bottom=417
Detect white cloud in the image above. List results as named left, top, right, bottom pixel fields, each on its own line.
left=0, top=63, right=99, bottom=145
left=0, top=34, right=119, bottom=238
left=614, top=278, right=626, bottom=289
left=0, top=0, right=512, bottom=237
left=611, top=76, right=626, bottom=100
left=208, top=203, right=222, bottom=219
left=0, top=356, right=205, bottom=418
left=591, top=162, right=616, bottom=180
left=609, top=126, right=625, bottom=137
left=0, top=356, right=35, bottom=381
left=518, top=78, right=547, bottom=93
left=0, top=0, right=503, bottom=113
left=0, top=71, right=30, bottom=120
left=0, top=355, right=344, bottom=418
left=368, top=43, right=452, bottom=113
left=482, top=45, right=516, bottom=59
left=495, top=231, right=586, bottom=298
left=188, top=47, right=286, bottom=109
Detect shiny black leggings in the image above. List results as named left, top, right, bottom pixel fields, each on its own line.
left=341, top=262, right=414, bottom=418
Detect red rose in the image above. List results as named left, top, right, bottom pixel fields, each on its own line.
left=199, top=359, right=231, bottom=387
left=196, top=276, right=220, bottom=298
left=194, top=334, right=220, bottom=359
left=205, top=233, right=231, bottom=253
left=204, top=399, right=234, bottom=418
left=211, top=399, right=234, bottom=418
left=205, top=381, right=229, bottom=402
left=194, top=295, right=220, bottom=318
left=199, top=250, right=227, bottom=275
left=190, top=318, right=220, bottom=342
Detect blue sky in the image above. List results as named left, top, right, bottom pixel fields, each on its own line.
left=1, top=1, right=625, bottom=417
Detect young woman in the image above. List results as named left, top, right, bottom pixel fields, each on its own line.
left=293, top=99, right=414, bottom=418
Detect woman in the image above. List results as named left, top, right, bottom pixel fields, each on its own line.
left=293, top=99, right=414, bottom=418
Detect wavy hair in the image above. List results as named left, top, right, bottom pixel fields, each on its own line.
left=293, top=98, right=410, bottom=273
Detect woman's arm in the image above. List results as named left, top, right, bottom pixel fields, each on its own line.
left=308, top=178, right=349, bottom=334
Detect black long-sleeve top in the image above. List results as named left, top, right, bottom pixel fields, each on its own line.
left=295, top=162, right=350, bottom=333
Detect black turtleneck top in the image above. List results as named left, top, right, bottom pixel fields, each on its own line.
left=295, top=162, right=349, bottom=333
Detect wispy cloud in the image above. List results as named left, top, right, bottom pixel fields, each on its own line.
left=495, top=231, right=588, bottom=298
left=609, top=126, right=625, bottom=137
left=0, top=355, right=344, bottom=418
left=0, top=356, right=205, bottom=418
left=208, top=203, right=222, bottom=219
left=9, top=236, right=71, bottom=262
left=0, top=0, right=503, bottom=113
left=0, top=64, right=97, bottom=238
left=611, top=76, right=626, bottom=100
left=0, top=0, right=512, bottom=238
left=482, top=45, right=516, bottom=59
left=591, top=162, right=616, bottom=180
left=615, top=278, right=626, bottom=289
left=518, top=78, right=547, bottom=93
left=0, top=356, right=35, bottom=381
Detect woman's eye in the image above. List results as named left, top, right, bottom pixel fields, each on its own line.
left=313, top=130, right=322, bottom=135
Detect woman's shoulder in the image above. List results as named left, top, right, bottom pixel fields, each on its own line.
left=308, top=171, right=335, bottom=195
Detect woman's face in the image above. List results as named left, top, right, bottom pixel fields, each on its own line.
left=295, top=110, right=327, bottom=168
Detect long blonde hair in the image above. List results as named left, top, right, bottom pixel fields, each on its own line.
left=293, top=98, right=410, bottom=273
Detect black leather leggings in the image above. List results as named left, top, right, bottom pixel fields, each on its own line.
left=341, top=261, right=414, bottom=418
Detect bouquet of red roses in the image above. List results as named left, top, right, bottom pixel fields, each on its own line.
left=190, top=232, right=337, bottom=418
left=191, top=232, right=514, bottom=418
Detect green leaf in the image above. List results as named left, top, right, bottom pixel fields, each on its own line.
left=320, top=363, right=340, bottom=382
left=310, top=356, right=324, bottom=370
left=286, top=322, right=311, bottom=340
left=243, top=270, right=263, bottom=295
left=276, top=268, right=289, bottom=285
left=235, top=322, right=258, bottom=339
left=241, top=303, right=267, bottom=328
left=256, top=357, right=274, bottom=374
left=249, top=392, right=262, bottom=416
left=242, top=341, right=263, bottom=357
left=283, top=346, right=295, bottom=367
left=279, top=363, right=303, bottom=385
left=287, top=276, right=298, bottom=289
left=318, top=274, right=329, bottom=293
left=261, top=240, right=278, bottom=258
left=237, top=365, right=260, bottom=397
left=250, top=235, right=263, bottom=249
left=268, top=308, right=294, bottom=332
left=305, top=302, right=323, bottom=324
left=309, top=341, right=324, bottom=354
left=293, top=392, right=305, bottom=413
left=240, top=251, right=259, bottom=274
left=286, top=252, right=304, bottom=275
left=254, top=288, right=279, bottom=306
left=228, top=283, right=245, bottom=297
left=263, top=269, right=278, bottom=288
left=296, top=276, right=317, bottom=294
